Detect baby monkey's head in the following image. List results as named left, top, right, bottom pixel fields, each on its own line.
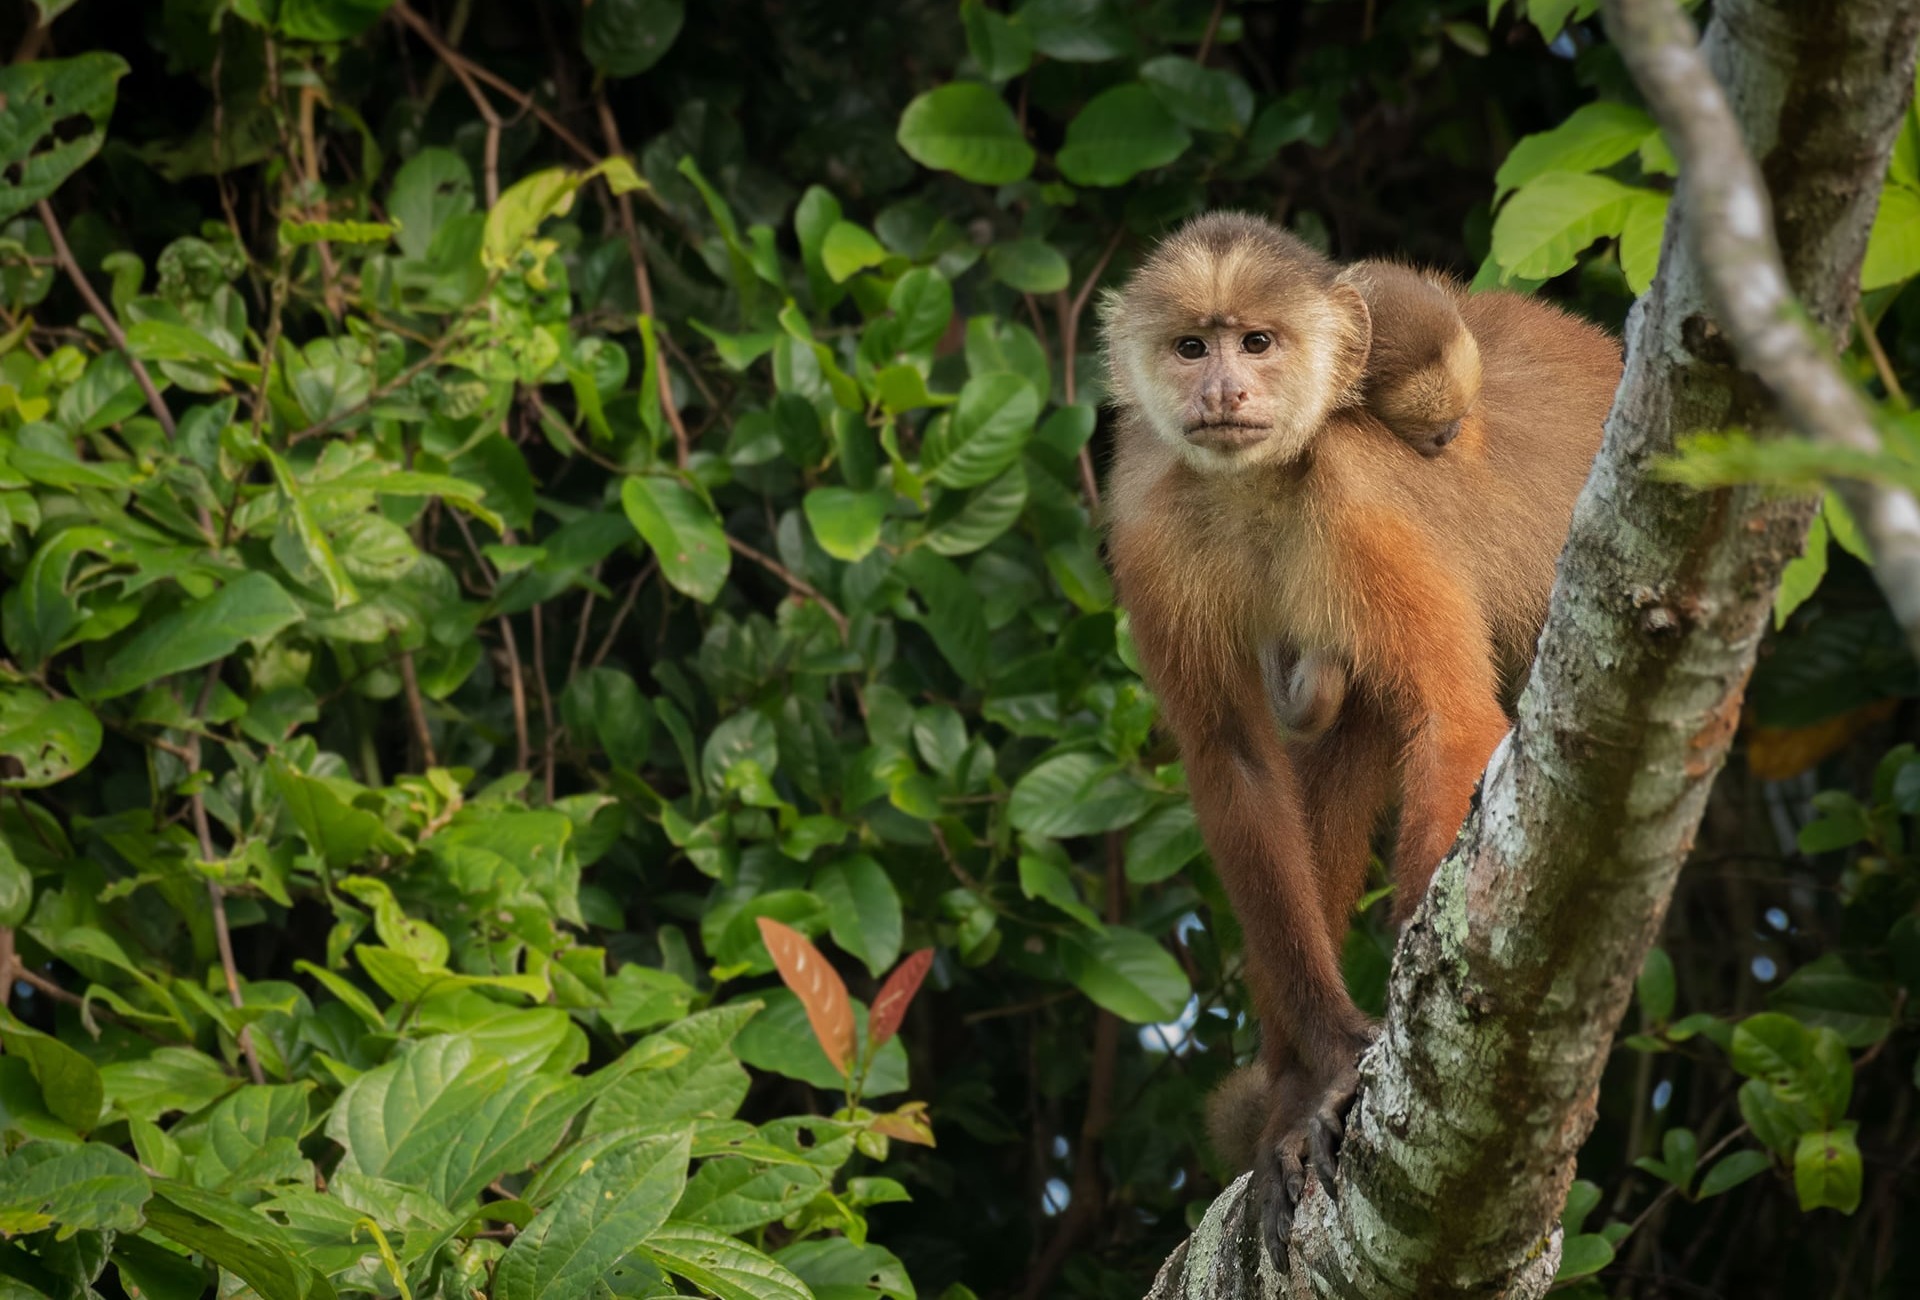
left=1101, top=212, right=1372, bottom=472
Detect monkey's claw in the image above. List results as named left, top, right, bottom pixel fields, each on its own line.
left=1255, top=1051, right=1369, bottom=1267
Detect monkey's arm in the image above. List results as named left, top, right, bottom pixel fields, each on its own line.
left=1340, top=509, right=1510, bottom=913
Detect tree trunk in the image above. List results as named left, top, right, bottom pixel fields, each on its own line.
left=1147, top=2, right=1920, bottom=1295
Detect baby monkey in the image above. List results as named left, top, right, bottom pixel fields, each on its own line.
left=1102, top=212, right=1619, bottom=1262
left=1267, top=260, right=1483, bottom=739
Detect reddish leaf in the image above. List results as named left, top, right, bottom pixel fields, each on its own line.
left=869, top=1100, right=936, bottom=1147
left=868, top=947, right=934, bottom=1048
left=757, top=916, right=856, bottom=1076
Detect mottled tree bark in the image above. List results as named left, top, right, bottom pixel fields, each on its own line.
left=1147, top=2, right=1920, bottom=1296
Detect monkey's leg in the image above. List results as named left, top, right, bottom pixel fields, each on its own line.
left=1251, top=702, right=1399, bottom=1257
left=1388, top=678, right=1507, bottom=924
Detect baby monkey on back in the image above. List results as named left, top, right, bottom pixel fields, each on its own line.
left=1102, top=213, right=1619, bottom=1261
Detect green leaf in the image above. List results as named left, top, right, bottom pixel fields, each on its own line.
left=1018, top=854, right=1101, bottom=928
left=0, top=1141, right=149, bottom=1238
left=483, top=167, right=583, bottom=271
left=269, top=759, right=406, bottom=870
left=1490, top=172, right=1640, bottom=282
left=821, top=222, right=890, bottom=283
left=1619, top=189, right=1668, bottom=296
left=329, top=1034, right=585, bottom=1209
left=493, top=1128, right=692, bottom=1300
left=1493, top=102, right=1657, bottom=204
left=1698, top=1149, right=1771, bottom=1198
left=1767, top=955, right=1893, bottom=1048
left=79, top=571, right=303, bottom=701
left=621, top=474, right=732, bottom=603
left=561, top=667, right=655, bottom=771
left=0, top=685, right=100, bottom=790
left=0, top=835, right=28, bottom=928
left=889, top=267, right=954, bottom=355
left=777, top=1239, right=915, bottom=1300
left=1056, top=83, right=1191, bottom=187
left=1553, top=1233, right=1614, bottom=1282
left=987, top=238, right=1071, bottom=294
left=896, top=82, right=1035, bottom=185
left=1059, top=925, right=1189, bottom=1024
left=585, top=1005, right=758, bottom=1137
left=1139, top=56, right=1253, bottom=135
left=804, top=487, right=891, bottom=562
left=101, top=1048, right=238, bottom=1124
left=896, top=549, right=987, bottom=682
left=1010, top=753, right=1157, bottom=837
left=814, top=854, right=904, bottom=977
left=0, top=1014, right=102, bottom=1131
left=925, top=463, right=1026, bottom=556
left=0, top=54, right=130, bottom=224
left=642, top=1221, right=812, bottom=1300
left=961, top=0, right=1034, bottom=81
left=143, top=1179, right=332, bottom=1300
left=733, top=991, right=909, bottom=1095
left=1793, top=1123, right=1862, bottom=1213
left=581, top=0, right=686, bottom=76
left=1638, top=947, right=1676, bottom=1025
left=926, top=372, right=1038, bottom=488
left=1125, top=804, right=1202, bottom=883
left=1862, top=183, right=1920, bottom=291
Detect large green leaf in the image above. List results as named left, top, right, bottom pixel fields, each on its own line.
left=896, top=549, right=988, bottom=682
left=0, top=686, right=100, bottom=790
left=1493, top=102, right=1657, bottom=203
left=78, top=571, right=303, bottom=701
left=0, top=1141, right=149, bottom=1237
left=493, top=1128, right=692, bottom=1300
left=328, top=1034, right=586, bottom=1209
left=1059, top=925, right=1190, bottom=1024
left=1009, top=752, right=1158, bottom=837
left=0, top=1015, right=101, bottom=1131
left=803, top=487, right=891, bottom=562
left=812, top=854, right=904, bottom=978
left=640, top=1220, right=812, bottom=1300
left=986, top=238, right=1070, bottom=294
left=896, top=82, right=1035, bottom=185
left=585, top=1005, right=758, bottom=1137
left=1139, top=56, right=1253, bottom=136
left=1057, top=82, right=1191, bottom=187
left=1862, top=182, right=1920, bottom=291
left=621, top=474, right=732, bottom=603
left=924, top=372, right=1038, bottom=488
left=0, top=54, right=129, bottom=224
left=581, top=0, right=686, bottom=76
left=1489, top=172, right=1640, bottom=283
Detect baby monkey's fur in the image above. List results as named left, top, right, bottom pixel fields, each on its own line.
left=1101, top=212, right=1620, bottom=1258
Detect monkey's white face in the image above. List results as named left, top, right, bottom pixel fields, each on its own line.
left=1119, top=305, right=1354, bottom=474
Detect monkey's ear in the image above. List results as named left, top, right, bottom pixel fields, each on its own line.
left=1326, top=275, right=1374, bottom=407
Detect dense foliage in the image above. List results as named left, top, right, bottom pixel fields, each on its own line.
left=0, top=1, right=1917, bottom=1297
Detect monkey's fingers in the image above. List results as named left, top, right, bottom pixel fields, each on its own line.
left=1306, top=1065, right=1362, bottom=1197
left=1256, top=1127, right=1309, bottom=1267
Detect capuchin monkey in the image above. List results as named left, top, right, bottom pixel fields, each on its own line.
left=1100, top=212, right=1620, bottom=1260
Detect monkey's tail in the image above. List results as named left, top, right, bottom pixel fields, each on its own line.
left=1205, top=1063, right=1273, bottom=1173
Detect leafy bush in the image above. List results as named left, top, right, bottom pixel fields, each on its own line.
left=1, top=1, right=1917, bottom=1298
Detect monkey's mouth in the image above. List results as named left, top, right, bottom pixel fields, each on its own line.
left=1185, top=421, right=1269, bottom=450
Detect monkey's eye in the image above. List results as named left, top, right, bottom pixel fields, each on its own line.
left=1174, top=337, right=1208, bottom=360
left=1241, top=331, right=1273, bottom=354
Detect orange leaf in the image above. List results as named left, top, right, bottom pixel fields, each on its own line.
left=757, top=916, right=856, bottom=1076
left=868, top=948, right=934, bottom=1049
left=869, top=1100, right=935, bottom=1147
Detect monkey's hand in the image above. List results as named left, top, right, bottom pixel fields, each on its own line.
left=1255, top=1026, right=1379, bottom=1266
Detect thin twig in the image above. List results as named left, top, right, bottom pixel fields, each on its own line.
left=448, top=511, right=532, bottom=773
left=1854, top=302, right=1909, bottom=411
left=1196, top=0, right=1228, bottom=63
left=588, top=562, right=657, bottom=669
left=391, top=3, right=599, bottom=165
left=594, top=95, right=693, bottom=468
left=395, top=637, right=438, bottom=768
left=1056, top=226, right=1125, bottom=507
left=35, top=201, right=221, bottom=544
left=185, top=662, right=266, bottom=1086
left=569, top=567, right=601, bottom=682
left=726, top=536, right=850, bottom=641
left=531, top=603, right=556, bottom=803
left=0, top=928, right=13, bottom=1013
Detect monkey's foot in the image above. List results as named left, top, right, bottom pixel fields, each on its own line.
left=1255, top=1047, right=1372, bottom=1266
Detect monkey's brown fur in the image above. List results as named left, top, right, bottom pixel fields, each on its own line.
left=1101, top=212, right=1621, bottom=1247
